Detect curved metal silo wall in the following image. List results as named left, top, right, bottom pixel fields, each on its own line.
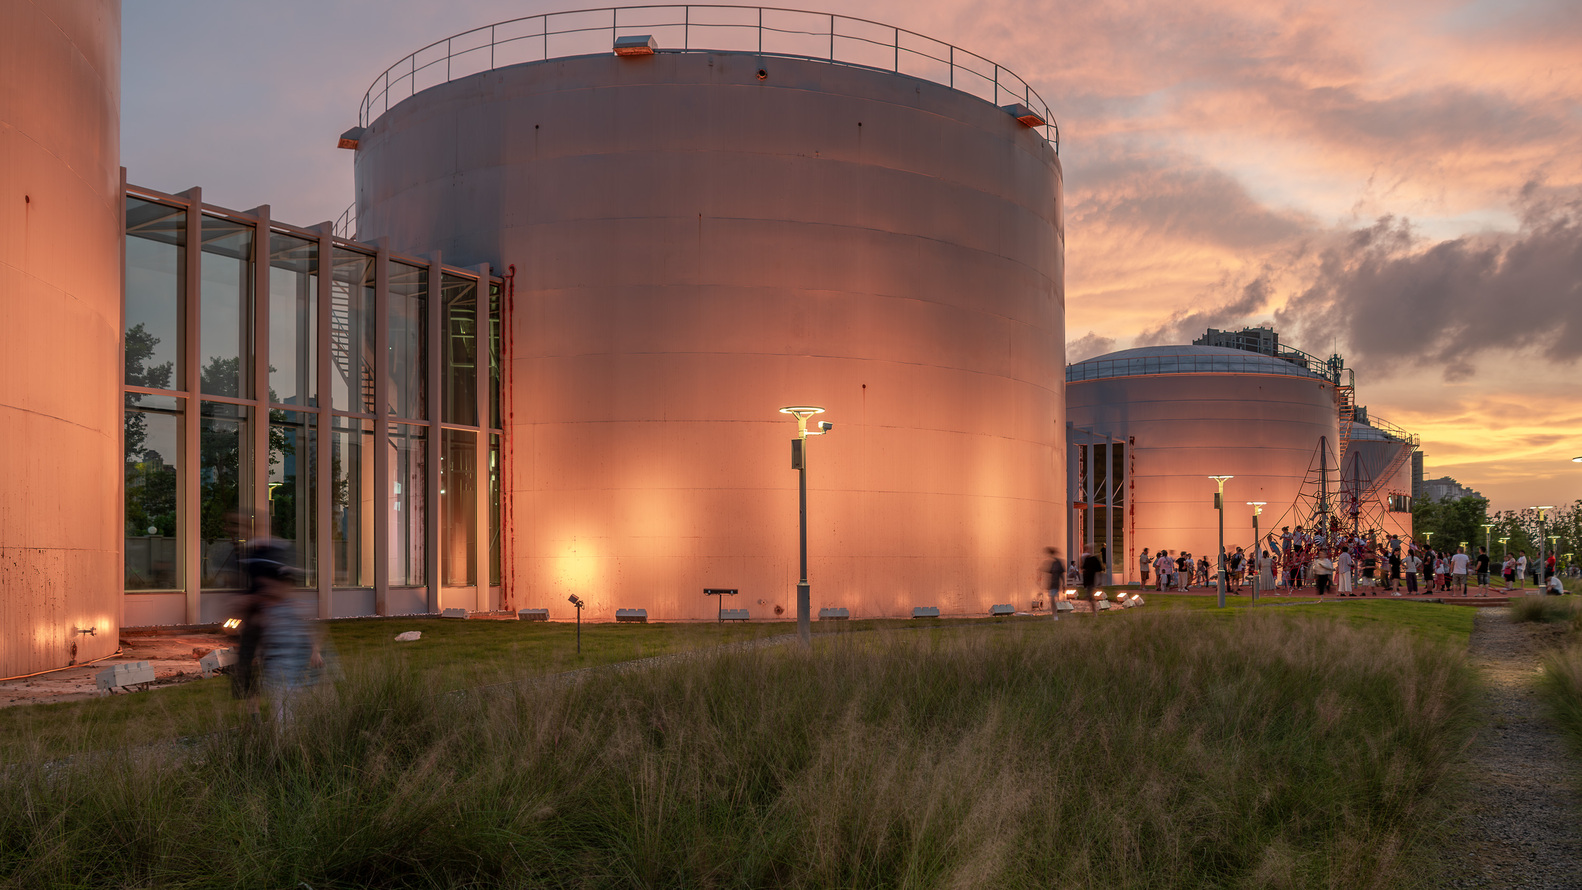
left=1067, top=371, right=1340, bottom=572
left=0, top=0, right=122, bottom=674
left=356, top=51, right=1064, bottom=619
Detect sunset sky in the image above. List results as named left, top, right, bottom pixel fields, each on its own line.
left=122, top=0, right=1582, bottom=513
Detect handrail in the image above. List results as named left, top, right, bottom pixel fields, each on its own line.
left=1362, top=413, right=1417, bottom=446
left=333, top=202, right=356, bottom=240
left=357, top=5, right=1057, bottom=152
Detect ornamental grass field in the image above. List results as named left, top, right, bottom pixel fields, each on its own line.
left=2, top=606, right=1478, bottom=889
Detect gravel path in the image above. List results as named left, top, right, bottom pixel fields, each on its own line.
left=1442, top=607, right=1582, bottom=888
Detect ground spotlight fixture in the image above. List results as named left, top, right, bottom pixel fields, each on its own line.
left=568, top=594, right=583, bottom=607
left=223, top=618, right=241, bottom=630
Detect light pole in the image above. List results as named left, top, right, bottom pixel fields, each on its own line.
left=1482, top=523, right=1493, bottom=585
left=1500, top=536, right=1509, bottom=560
left=1534, top=506, right=1555, bottom=589
left=781, top=406, right=833, bottom=647
left=1424, top=531, right=1434, bottom=548
left=567, top=594, right=585, bottom=654
left=1247, top=501, right=1266, bottom=603
left=1209, top=476, right=1233, bottom=608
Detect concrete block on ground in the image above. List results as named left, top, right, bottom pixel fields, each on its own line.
left=989, top=603, right=1014, bottom=616
left=97, top=661, right=155, bottom=693
left=818, top=607, right=850, bottom=620
left=518, top=608, right=549, bottom=621
left=198, top=647, right=236, bottom=678
left=912, top=606, right=941, bottom=618
left=616, top=608, right=648, bottom=623
left=441, top=608, right=468, bottom=619
left=719, top=609, right=749, bottom=621
left=395, top=631, right=422, bottom=642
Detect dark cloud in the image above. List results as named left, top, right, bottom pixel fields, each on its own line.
left=1066, top=332, right=1116, bottom=363
left=1135, top=269, right=1281, bottom=346
left=1069, top=148, right=1312, bottom=250
left=1275, top=190, right=1582, bottom=378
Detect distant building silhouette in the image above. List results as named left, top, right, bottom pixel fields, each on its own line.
left=1194, top=326, right=1280, bottom=356
left=1419, top=475, right=1482, bottom=502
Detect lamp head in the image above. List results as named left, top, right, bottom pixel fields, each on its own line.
left=568, top=594, right=583, bottom=608
left=779, top=405, right=826, bottom=436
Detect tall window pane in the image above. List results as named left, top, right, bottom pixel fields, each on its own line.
left=269, top=233, right=317, bottom=407
left=199, top=217, right=254, bottom=398
left=331, top=416, right=374, bottom=587
left=489, top=433, right=501, bottom=586
left=125, top=393, right=182, bottom=590
left=388, top=262, right=427, bottom=419
left=269, top=410, right=316, bottom=587
left=442, top=274, right=478, bottom=425
left=489, top=281, right=501, bottom=429
left=389, top=423, right=427, bottom=586
left=331, top=248, right=377, bottom=414
left=442, top=428, right=477, bottom=587
left=200, top=401, right=251, bottom=589
left=125, top=199, right=184, bottom=390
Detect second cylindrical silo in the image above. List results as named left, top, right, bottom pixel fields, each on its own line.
left=1066, top=346, right=1341, bottom=581
left=353, top=40, right=1065, bottom=618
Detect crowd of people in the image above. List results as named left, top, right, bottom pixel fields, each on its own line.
left=1126, top=523, right=1570, bottom=597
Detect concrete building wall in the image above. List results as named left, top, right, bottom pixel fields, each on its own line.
left=354, top=51, right=1065, bottom=620
left=0, top=0, right=122, bottom=674
left=1067, top=360, right=1340, bottom=575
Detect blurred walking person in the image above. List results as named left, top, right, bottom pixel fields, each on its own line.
left=1040, top=547, right=1064, bottom=619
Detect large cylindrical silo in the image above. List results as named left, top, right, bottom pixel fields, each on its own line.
left=1066, top=346, right=1340, bottom=579
left=0, top=0, right=122, bottom=674
left=354, top=35, right=1064, bottom=619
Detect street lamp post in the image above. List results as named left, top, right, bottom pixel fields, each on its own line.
left=1209, top=476, right=1233, bottom=608
left=781, top=406, right=832, bottom=647
left=1534, top=506, right=1556, bottom=590
left=1247, top=501, right=1266, bottom=604
left=1500, top=537, right=1509, bottom=560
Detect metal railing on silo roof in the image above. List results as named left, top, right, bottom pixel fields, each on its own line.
left=357, top=5, right=1058, bottom=151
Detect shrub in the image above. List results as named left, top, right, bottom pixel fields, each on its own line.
left=1508, top=596, right=1581, bottom=624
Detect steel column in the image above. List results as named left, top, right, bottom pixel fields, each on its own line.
left=314, top=224, right=334, bottom=619
left=474, top=264, right=492, bottom=613
left=424, top=253, right=443, bottom=613
left=373, top=243, right=391, bottom=615
left=179, top=187, right=202, bottom=624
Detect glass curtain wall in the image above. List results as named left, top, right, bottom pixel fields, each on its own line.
left=332, top=416, right=375, bottom=587
left=442, top=429, right=477, bottom=587
left=123, top=186, right=503, bottom=621
left=389, top=422, right=427, bottom=587
left=443, top=275, right=478, bottom=426
left=124, top=199, right=186, bottom=590
left=125, top=393, right=182, bottom=589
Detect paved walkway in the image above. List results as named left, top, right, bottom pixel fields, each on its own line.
left=1442, top=608, right=1582, bottom=888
